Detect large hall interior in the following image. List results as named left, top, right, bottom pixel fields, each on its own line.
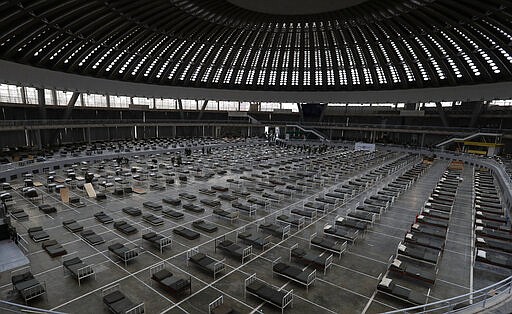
left=0, top=1, right=511, bottom=313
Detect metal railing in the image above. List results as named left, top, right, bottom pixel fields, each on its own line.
left=0, top=300, right=66, bottom=313
left=0, top=119, right=508, bottom=134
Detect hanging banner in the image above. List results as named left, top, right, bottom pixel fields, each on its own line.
left=355, top=142, right=375, bottom=152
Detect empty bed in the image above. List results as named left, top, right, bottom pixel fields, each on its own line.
left=388, top=256, right=437, bottom=284
left=122, top=207, right=142, bottom=216
left=290, top=245, right=333, bottom=275
left=151, top=267, right=191, bottom=296
left=245, top=274, right=293, bottom=313
left=187, top=251, right=225, bottom=279
left=377, top=277, right=426, bottom=305
left=183, top=203, right=205, bottom=213
left=28, top=227, right=50, bottom=242
left=398, top=242, right=440, bottom=265
left=476, top=250, right=512, bottom=269
left=142, top=231, right=172, bottom=253
left=192, top=220, right=218, bottom=233
left=215, top=238, right=252, bottom=263
left=173, top=227, right=200, bottom=240
left=272, top=260, right=316, bottom=291
left=63, top=256, right=96, bottom=286
left=108, top=243, right=139, bottom=266
left=80, top=230, right=105, bottom=245
left=142, top=214, right=164, bottom=226
left=143, top=201, right=162, bottom=211
left=238, top=230, right=271, bottom=250
left=114, top=221, right=138, bottom=235
left=42, top=240, right=67, bottom=257
left=162, top=208, right=184, bottom=220
left=102, top=286, right=144, bottom=314
left=11, top=269, right=46, bottom=304
left=94, top=212, right=113, bottom=224
left=63, top=220, right=84, bottom=233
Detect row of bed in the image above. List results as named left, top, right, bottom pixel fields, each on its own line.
left=378, top=162, right=463, bottom=305
left=473, top=168, right=512, bottom=271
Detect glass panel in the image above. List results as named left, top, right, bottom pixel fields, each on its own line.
left=181, top=99, right=197, bottom=110
left=205, top=100, right=218, bottom=110
left=239, top=102, right=250, bottom=111
left=44, top=89, right=54, bottom=105
left=83, top=93, right=107, bottom=107
left=132, top=97, right=153, bottom=108
left=260, top=102, right=280, bottom=111
left=219, top=101, right=239, bottom=111
left=0, top=84, right=23, bottom=103
left=110, top=95, right=131, bottom=108
left=155, top=98, right=177, bottom=109
left=25, top=87, right=38, bottom=104
left=56, top=91, right=74, bottom=106
left=281, top=103, right=298, bottom=112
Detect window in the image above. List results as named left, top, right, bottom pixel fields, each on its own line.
left=56, top=91, right=78, bottom=106
left=219, top=101, right=239, bottom=111
left=490, top=99, right=512, bottom=106
left=181, top=99, right=197, bottom=110
left=281, top=103, right=299, bottom=112
left=155, top=98, right=177, bottom=109
left=132, top=97, right=153, bottom=108
left=205, top=100, right=218, bottom=110
left=239, top=102, right=250, bottom=111
left=110, top=95, right=131, bottom=108
left=0, top=84, right=23, bottom=103
left=44, top=89, right=55, bottom=105
left=260, top=102, right=280, bottom=111
left=83, top=93, right=107, bottom=107
left=25, top=87, right=38, bottom=104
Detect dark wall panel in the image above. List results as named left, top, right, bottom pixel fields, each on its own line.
left=1, top=130, right=26, bottom=147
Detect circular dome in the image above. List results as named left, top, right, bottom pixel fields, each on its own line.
left=226, top=0, right=370, bottom=15
left=0, top=0, right=510, bottom=92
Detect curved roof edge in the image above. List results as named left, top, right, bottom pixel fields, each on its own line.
left=1, top=60, right=512, bottom=103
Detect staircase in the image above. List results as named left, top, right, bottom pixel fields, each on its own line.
left=436, top=132, right=502, bottom=148
left=287, top=124, right=328, bottom=141
left=247, top=114, right=261, bottom=125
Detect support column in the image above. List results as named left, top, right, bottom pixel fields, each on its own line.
left=21, top=87, right=27, bottom=104
left=37, top=88, right=47, bottom=147
left=36, top=129, right=42, bottom=149
left=435, top=102, right=449, bottom=127
left=468, top=101, right=485, bottom=128
left=177, top=99, right=184, bottom=120
left=197, top=100, right=209, bottom=120
left=51, top=89, right=57, bottom=106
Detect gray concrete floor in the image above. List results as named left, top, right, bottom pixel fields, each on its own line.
left=0, top=144, right=507, bottom=314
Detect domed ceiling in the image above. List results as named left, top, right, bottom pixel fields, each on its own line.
left=0, top=0, right=510, bottom=92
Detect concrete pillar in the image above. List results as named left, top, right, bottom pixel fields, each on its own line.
left=21, top=87, right=27, bottom=104
left=36, top=130, right=42, bottom=149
